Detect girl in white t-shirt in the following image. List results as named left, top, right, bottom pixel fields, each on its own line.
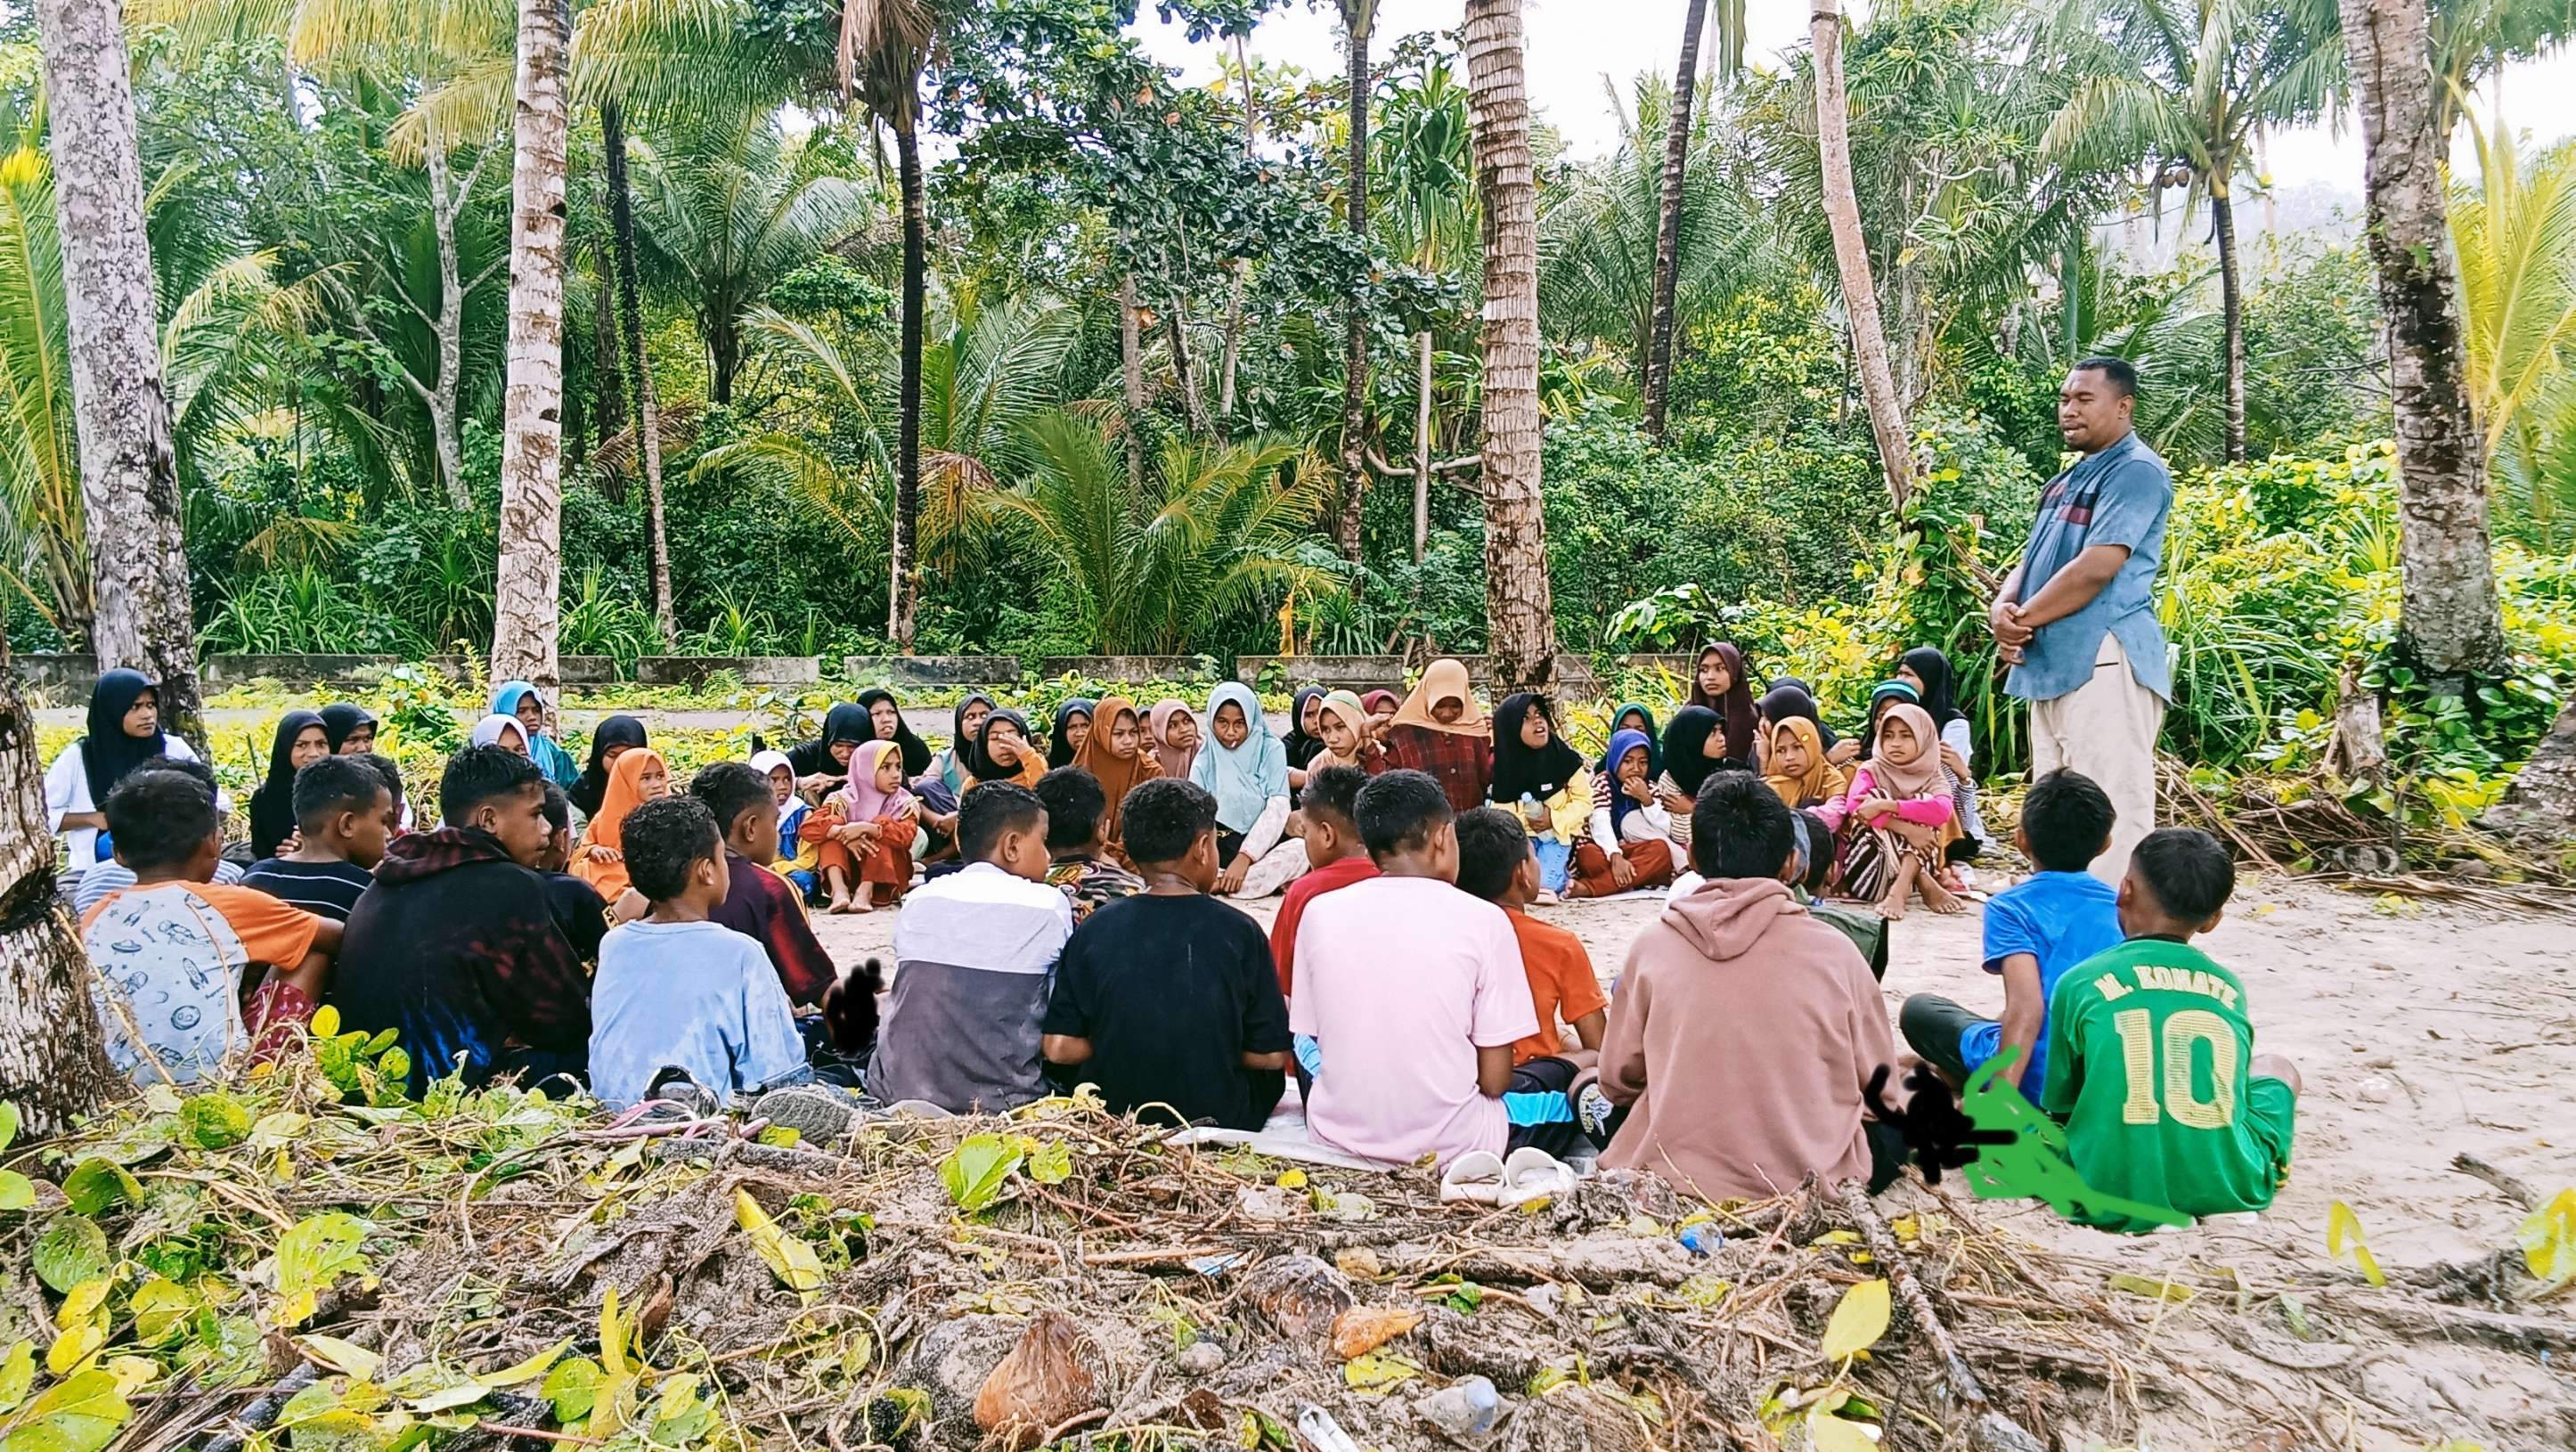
left=45, top=670, right=208, bottom=887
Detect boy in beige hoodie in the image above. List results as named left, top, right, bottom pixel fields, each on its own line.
left=1599, top=771, right=1913, bottom=1199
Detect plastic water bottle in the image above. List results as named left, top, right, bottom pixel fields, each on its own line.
left=1419, top=1376, right=1503, bottom=1437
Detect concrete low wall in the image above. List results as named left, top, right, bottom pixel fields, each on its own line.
left=637, top=656, right=820, bottom=687
left=1034, top=655, right=1223, bottom=682
left=1233, top=654, right=1697, bottom=692
left=844, top=655, right=1022, bottom=685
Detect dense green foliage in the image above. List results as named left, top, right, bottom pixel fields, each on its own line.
left=2, top=0, right=2571, bottom=795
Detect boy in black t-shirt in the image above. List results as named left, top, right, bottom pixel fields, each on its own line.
left=243, top=755, right=394, bottom=923
left=1041, top=779, right=1292, bottom=1129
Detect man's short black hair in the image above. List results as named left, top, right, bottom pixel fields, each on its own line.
left=2130, top=827, right=2233, bottom=921
left=1690, top=771, right=1795, bottom=880
left=622, top=795, right=722, bottom=902
left=1354, top=770, right=1452, bottom=859
left=689, top=761, right=773, bottom=841
left=958, top=781, right=1045, bottom=863
left=138, top=753, right=217, bottom=796
left=1453, top=806, right=1529, bottom=903
left=439, top=744, right=545, bottom=825
left=1302, top=764, right=1366, bottom=827
left=2021, top=770, right=2115, bottom=873
left=540, top=780, right=572, bottom=833
left=293, top=755, right=387, bottom=829
left=356, top=751, right=404, bottom=811
left=1034, top=767, right=1108, bottom=852
left=105, top=768, right=220, bottom=870
left=1791, top=810, right=1836, bottom=894
left=2074, top=355, right=2138, bottom=400
left=1121, top=778, right=1216, bottom=866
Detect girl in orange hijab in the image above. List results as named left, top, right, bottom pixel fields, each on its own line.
left=574, top=746, right=669, bottom=920
left=1070, top=696, right=1161, bottom=861
left=1381, top=658, right=1492, bottom=811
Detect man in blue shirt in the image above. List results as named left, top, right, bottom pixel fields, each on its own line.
left=1991, top=357, right=2172, bottom=885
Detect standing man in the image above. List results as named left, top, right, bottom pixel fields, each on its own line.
left=1990, top=357, right=2172, bottom=885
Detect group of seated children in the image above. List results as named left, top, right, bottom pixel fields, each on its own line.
left=70, top=671, right=2292, bottom=1229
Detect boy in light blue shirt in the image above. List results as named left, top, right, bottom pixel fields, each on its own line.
left=1901, top=770, right=2123, bottom=1099
left=589, top=795, right=811, bottom=1110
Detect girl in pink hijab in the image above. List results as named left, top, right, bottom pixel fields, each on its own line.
left=1147, top=698, right=1201, bottom=780
left=802, top=738, right=920, bottom=913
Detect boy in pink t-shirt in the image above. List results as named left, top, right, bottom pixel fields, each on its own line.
left=1290, top=770, right=1544, bottom=1166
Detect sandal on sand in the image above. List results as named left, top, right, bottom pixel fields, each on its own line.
left=1502, top=1146, right=1577, bottom=1202
left=1439, top=1150, right=1507, bottom=1204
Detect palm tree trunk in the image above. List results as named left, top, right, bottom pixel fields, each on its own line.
left=893, top=110, right=926, bottom=651
left=2339, top=0, right=2507, bottom=693
left=2211, top=181, right=2246, bottom=462
left=0, top=657, right=118, bottom=1134
left=1118, top=265, right=1146, bottom=491
left=1414, top=328, right=1433, bottom=562
left=1335, top=1, right=1374, bottom=561
left=1810, top=0, right=1917, bottom=511
left=1465, top=0, right=1556, bottom=695
left=1642, top=0, right=1708, bottom=438
left=36, top=0, right=204, bottom=749
left=491, top=0, right=572, bottom=689
left=591, top=237, right=626, bottom=445
left=1219, top=35, right=1256, bottom=425
left=601, top=99, right=675, bottom=645
left=422, top=121, right=475, bottom=510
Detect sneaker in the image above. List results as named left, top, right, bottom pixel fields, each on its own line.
left=644, top=1066, right=719, bottom=1120
left=1576, top=1082, right=1617, bottom=1140
left=753, top=1083, right=864, bottom=1146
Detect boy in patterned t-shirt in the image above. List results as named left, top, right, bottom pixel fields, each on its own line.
left=2042, top=827, right=2300, bottom=1231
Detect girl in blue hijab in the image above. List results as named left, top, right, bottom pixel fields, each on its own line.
left=491, top=681, right=580, bottom=789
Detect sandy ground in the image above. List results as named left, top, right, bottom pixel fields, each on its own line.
left=811, top=870, right=2574, bottom=1443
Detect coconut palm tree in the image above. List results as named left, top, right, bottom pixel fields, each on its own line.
left=1642, top=0, right=1708, bottom=437
left=1811, top=0, right=1918, bottom=509
left=689, top=287, right=1079, bottom=589
left=490, top=0, right=574, bottom=689
left=0, top=662, right=118, bottom=1132
left=2452, top=126, right=2576, bottom=546
left=33, top=0, right=206, bottom=745
left=1463, top=0, right=1557, bottom=693
left=839, top=0, right=945, bottom=649
left=632, top=111, right=875, bottom=405
left=2426, top=0, right=2576, bottom=141
left=995, top=411, right=1340, bottom=656
left=2042, top=0, right=2344, bottom=462
left=1332, top=0, right=1378, bottom=561
left=1538, top=76, right=1757, bottom=391
left=2342, top=0, right=2506, bottom=687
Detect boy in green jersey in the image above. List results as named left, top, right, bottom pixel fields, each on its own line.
left=2041, top=827, right=2301, bottom=1231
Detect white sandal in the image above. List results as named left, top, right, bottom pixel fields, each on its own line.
left=1439, top=1150, right=1507, bottom=1204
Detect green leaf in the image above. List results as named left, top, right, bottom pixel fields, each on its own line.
left=542, top=1358, right=600, bottom=1424
left=59, top=1160, right=141, bottom=1218
left=938, top=1134, right=1023, bottom=1216
left=736, top=1189, right=827, bottom=1301
left=2326, top=1201, right=2384, bottom=1287
left=0, top=1171, right=33, bottom=1212
left=2518, top=1188, right=2576, bottom=1290
left=1806, top=1408, right=1879, bottom=1452
left=2107, top=1272, right=2196, bottom=1303
left=0, top=1103, right=19, bottom=1153
left=1340, top=1352, right=1420, bottom=1393
left=1819, top=1279, right=1891, bottom=1362
left=31, top=1216, right=110, bottom=1294
left=1025, top=1139, right=1072, bottom=1186
left=0, top=1367, right=133, bottom=1452
left=276, top=1212, right=370, bottom=1300
left=377, top=1048, right=411, bottom=1087
left=0, top=1341, right=33, bottom=1415
left=178, top=1093, right=250, bottom=1151
left=129, top=1280, right=194, bottom=1348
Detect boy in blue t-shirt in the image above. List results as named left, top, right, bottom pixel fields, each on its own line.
left=1901, top=770, right=2122, bottom=1098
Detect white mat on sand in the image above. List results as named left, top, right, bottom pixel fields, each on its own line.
left=1164, top=1089, right=1398, bottom=1171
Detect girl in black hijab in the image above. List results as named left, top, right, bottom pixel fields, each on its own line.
left=319, top=702, right=379, bottom=754
left=1487, top=693, right=1586, bottom=806
left=248, top=710, right=329, bottom=859
left=571, top=714, right=649, bottom=818
left=1756, top=680, right=1840, bottom=753
left=1047, top=697, right=1096, bottom=770
left=1896, top=647, right=1964, bottom=729
left=49, top=670, right=181, bottom=876
left=1282, top=688, right=1327, bottom=771
left=859, top=689, right=933, bottom=775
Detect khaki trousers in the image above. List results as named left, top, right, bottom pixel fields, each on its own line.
left=2029, top=633, right=2164, bottom=886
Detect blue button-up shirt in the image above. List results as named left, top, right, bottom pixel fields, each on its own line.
left=2005, top=431, right=2173, bottom=704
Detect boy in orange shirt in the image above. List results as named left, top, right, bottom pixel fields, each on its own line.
left=82, top=767, right=338, bottom=1083
left=1455, top=806, right=1606, bottom=1065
